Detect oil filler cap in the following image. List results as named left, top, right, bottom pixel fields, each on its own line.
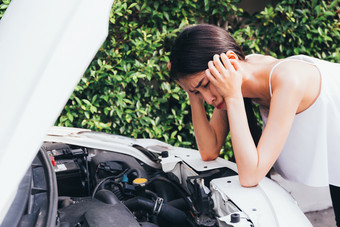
left=133, top=178, right=148, bottom=187
left=230, top=213, right=240, bottom=223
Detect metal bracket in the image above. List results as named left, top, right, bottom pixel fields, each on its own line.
left=153, top=197, right=164, bottom=215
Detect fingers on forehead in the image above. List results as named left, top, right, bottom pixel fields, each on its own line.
left=205, top=69, right=217, bottom=82
left=208, top=60, right=220, bottom=76
left=205, top=68, right=212, bottom=77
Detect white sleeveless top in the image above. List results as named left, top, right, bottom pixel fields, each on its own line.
left=259, top=55, right=340, bottom=187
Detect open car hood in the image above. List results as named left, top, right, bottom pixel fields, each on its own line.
left=0, top=0, right=114, bottom=222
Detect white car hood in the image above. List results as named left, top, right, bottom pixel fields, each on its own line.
left=0, top=0, right=114, bottom=222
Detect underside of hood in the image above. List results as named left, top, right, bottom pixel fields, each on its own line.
left=0, top=0, right=114, bottom=223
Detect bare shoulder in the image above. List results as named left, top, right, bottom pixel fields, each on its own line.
left=246, top=54, right=276, bottom=64
left=272, top=59, right=319, bottom=85
left=270, top=59, right=321, bottom=112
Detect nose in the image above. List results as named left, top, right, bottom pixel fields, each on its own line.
left=201, top=90, right=216, bottom=105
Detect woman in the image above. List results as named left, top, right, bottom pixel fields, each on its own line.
left=168, top=24, right=340, bottom=225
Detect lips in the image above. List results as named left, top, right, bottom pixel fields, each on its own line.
left=216, top=102, right=224, bottom=109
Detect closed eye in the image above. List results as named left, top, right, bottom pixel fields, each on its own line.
left=203, top=81, right=210, bottom=88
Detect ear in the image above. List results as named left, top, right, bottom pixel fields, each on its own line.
left=167, top=61, right=171, bottom=70
left=225, top=51, right=239, bottom=70
left=225, top=50, right=239, bottom=60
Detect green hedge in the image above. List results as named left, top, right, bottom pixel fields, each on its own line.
left=236, top=0, right=340, bottom=61
left=1, top=0, right=339, bottom=159
left=59, top=0, right=244, bottom=158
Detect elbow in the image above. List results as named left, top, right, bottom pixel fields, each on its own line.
left=200, top=151, right=219, bottom=161
left=240, top=181, right=258, bottom=188
left=238, top=176, right=259, bottom=188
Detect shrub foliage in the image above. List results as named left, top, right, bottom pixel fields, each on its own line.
left=1, top=0, right=339, bottom=159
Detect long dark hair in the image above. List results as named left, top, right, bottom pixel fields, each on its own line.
left=169, top=24, right=245, bottom=80
left=169, top=24, right=261, bottom=146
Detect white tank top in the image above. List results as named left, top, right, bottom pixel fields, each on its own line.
left=259, top=55, right=340, bottom=187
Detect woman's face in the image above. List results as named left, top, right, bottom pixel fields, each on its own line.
left=178, top=71, right=226, bottom=110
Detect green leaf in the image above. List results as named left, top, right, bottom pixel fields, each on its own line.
left=128, top=2, right=137, bottom=9
left=66, top=112, right=74, bottom=122
left=171, top=131, right=177, bottom=139
left=163, top=12, right=169, bottom=21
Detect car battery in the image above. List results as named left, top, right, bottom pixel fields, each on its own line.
left=42, top=142, right=88, bottom=196
left=54, top=159, right=82, bottom=180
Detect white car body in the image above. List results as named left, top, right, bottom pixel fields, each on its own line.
left=0, top=0, right=312, bottom=226
left=45, top=126, right=312, bottom=227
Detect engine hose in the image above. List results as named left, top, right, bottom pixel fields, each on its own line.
left=151, top=180, right=174, bottom=202
left=91, top=168, right=130, bottom=198
left=123, top=196, right=188, bottom=225
left=94, top=189, right=120, bottom=205
left=147, top=176, right=194, bottom=210
left=145, top=190, right=158, bottom=200
left=167, top=198, right=189, bottom=211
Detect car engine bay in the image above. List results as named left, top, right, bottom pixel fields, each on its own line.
left=41, top=142, right=240, bottom=227
left=2, top=129, right=313, bottom=227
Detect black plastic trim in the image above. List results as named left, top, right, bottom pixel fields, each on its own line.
left=39, top=148, right=59, bottom=227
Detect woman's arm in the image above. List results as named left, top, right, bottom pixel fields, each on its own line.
left=226, top=87, right=300, bottom=186
left=206, top=53, right=303, bottom=187
left=169, top=62, right=229, bottom=160
left=176, top=80, right=229, bottom=161
left=189, top=94, right=229, bottom=160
